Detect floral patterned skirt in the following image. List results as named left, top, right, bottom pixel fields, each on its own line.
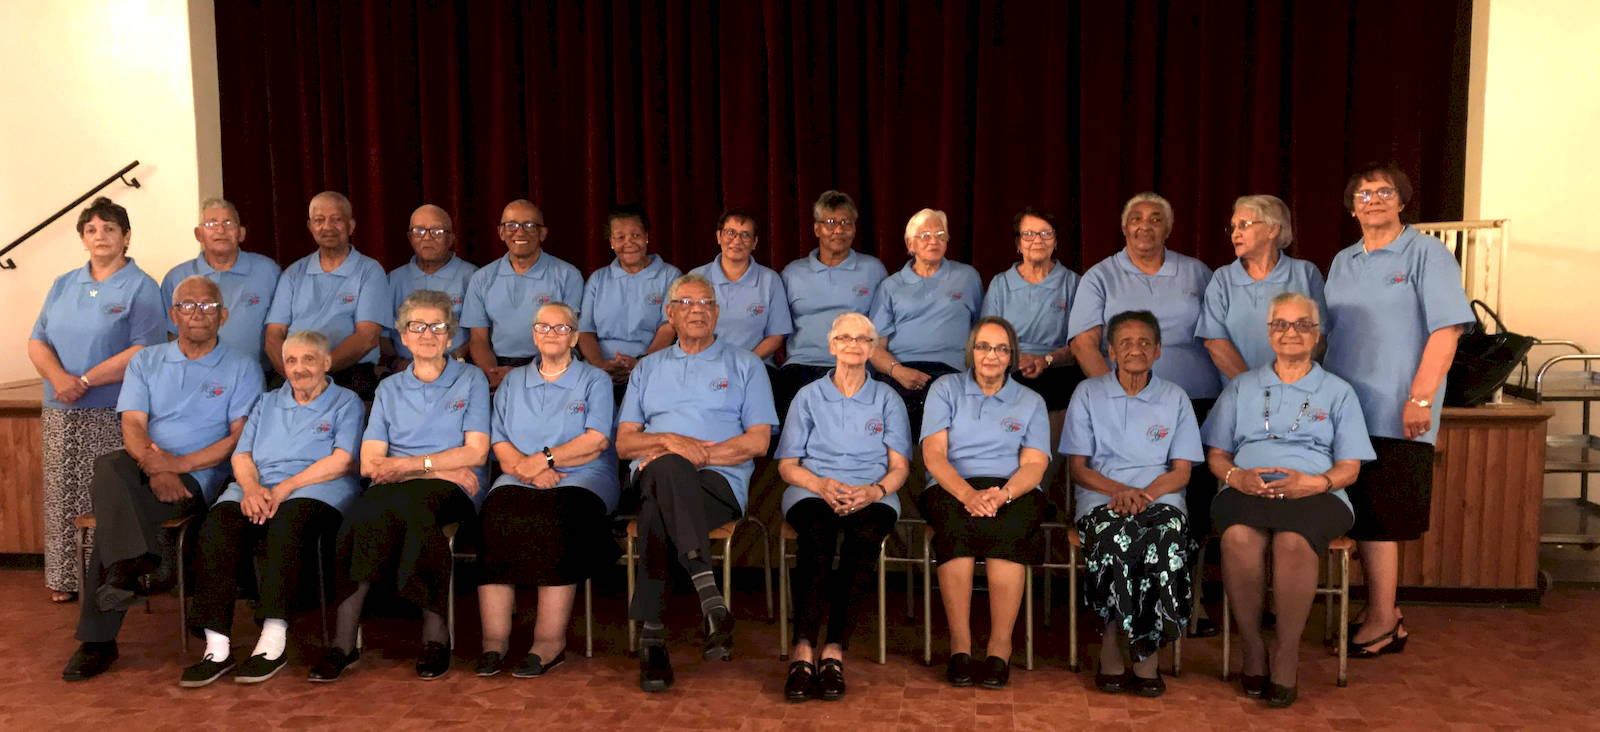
left=1076, top=503, right=1193, bottom=662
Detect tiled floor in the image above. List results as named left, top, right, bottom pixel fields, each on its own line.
left=2, top=567, right=1597, bottom=731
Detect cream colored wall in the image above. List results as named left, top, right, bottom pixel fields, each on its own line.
left=0, top=0, right=220, bottom=384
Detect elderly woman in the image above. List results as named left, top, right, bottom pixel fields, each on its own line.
left=1323, top=164, right=1472, bottom=657
left=475, top=302, right=621, bottom=679
left=182, top=330, right=363, bottom=687
left=686, top=209, right=793, bottom=368
left=29, top=196, right=166, bottom=603
left=579, top=205, right=683, bottom=403
left=921, top=316, right=1051, bottom=690
left=868, top=208, right=983, bottom=436
left=1062, top=310, right=1203, bottom=698
left=776, top=312, right=911, bottom=702
left=1202, top=293, right=1374, bottom=706
left=310, top=290, right=490, bottom=682
left=1197, top=195, right=1328, bottom=377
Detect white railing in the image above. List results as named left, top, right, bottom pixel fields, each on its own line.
left=1414, top=219, right=1509, bottom=314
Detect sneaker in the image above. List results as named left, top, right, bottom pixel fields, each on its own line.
left=234, top=653, right=288, bottom=684
left=307, top=647, right=359, bottom=682
left=179, top=654, right=236, bottom=688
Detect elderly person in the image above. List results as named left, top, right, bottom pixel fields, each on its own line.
left=868, top=208, right=982, bottom=435
left=776, top=312, right=911, bottom=702
left=182, top=330, right=363, bottom=687
left=463, top=199, right=582, bottom=388
left=921, top=316, right=1051, bottom=690
left=475, top=302, right=621, bottom=679
left=777, top=190, right=888, bottom=415
left=1196, top=195, right=1327, bottom=377
left=686, top=209, right=793, bottom=372
left=29, top=196, right=166, bottom=604
left=387, top=204, right=478, bottom=368
left=61, top=276, right=264, bottom=681
left=1323, top=164, right=1472, bottom=657
left=1061, top=310, right=1202, bottom=698
left=310, top=290, right=490, bottom=682
left=1202, top=293, right=1374, bottom=707
left=162, top=198, right=282, bottom=365
left=616, top=273, right=778, bottom=692
left=580, top=205, right=683, bottom=403
left=264, top=191, right=392, bottom=400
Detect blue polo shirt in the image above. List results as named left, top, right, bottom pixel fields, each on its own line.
left=1195, top=255, right=1327, bottom=372
left=218, top=380, right=364, bottom=514
left=579, top=255, right=682, bottom=360
left=776, top=372, right=912, bottom=516
left=265, top=248, right=392, bottom=365
left=618, top=340, right=779, bottom=511
left=689, top=256, right=793, bottom=362
left=1323, top=227, right=1474, bottom=444
left=490, top=359, right=620, bottom=512
left=365, top=358, right=492, bottom=504
left=780, top=249, right=888, bottom=367
left=117, top=342, right=265, bottom=502
left=161, top=251, right=282, bottom=363
left=1068, top=249, right=1221, bottom=399
left=920, top=371, right=1051, bottom=488
left=31, top=259, right=167, bottom=409
left=981, top=261, right=1081, bottom=355
left=1060, top=372, right=1204, bottom=520
left=388, top=254, right=479, bottom=361
left=870, top=260, right=984, bottom=370
left=1201, top=363, right=1375, bottom=514
left=461, top=252, right=583, bottom=359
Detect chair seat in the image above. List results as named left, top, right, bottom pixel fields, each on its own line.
left=1329, top=536, right=1354, bottom=552
left=75, top=513, right=194, bottom=530
left=624, top=519, right=742, bottom=540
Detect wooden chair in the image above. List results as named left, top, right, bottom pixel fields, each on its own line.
left=1220, top=535, right=1354, bottom=687
left=624, top=515, right=773, bottom=654
left=74, top=512, right=198, bottom=654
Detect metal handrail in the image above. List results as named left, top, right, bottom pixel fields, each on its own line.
left=1534, top=354, right=1600, bottom=401
left=0, top=160, right=142, bottom=271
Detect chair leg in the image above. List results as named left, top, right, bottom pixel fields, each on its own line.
left=1222, top=590, right=1232, bottom=681
left=76, top=526, right=87, bottom=608
left=1068, top=545, right=1080, bottom=673
left=1337, top=548, right=1350, bottom=687
left=446, top=552, right=455, bottom=651
left=1323, top=549, right=1335, bottom=645
left=877, top=539, right=888, bottom=665
left=921, top=531, right=933, bottom=666
left=584, top=578, right=593, bottom=659
left=177, top=523, right=189, bottom=656
left=1172, top=625, right=1182, bottom=677
left=721, top=536, right=735, bottom=614
left=1024, top=567, right=1034, bottom=671
left=778, top=535, right=789, bottom=661
left=317, top=541, right=330, bottom=649
left=757, top=520, right=773, bottom=621
left=626, top=535, right=637, bottom=655
left=1042, top=532, right=1053, bottom=629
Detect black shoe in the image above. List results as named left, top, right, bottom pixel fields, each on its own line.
left=234, top=653, right=287, bottom=684
left=639, top=644, right=674, bottom=692
left=1350, top=617, right=1408, bottom=658
left=1130, top=671, right=1166, bottom=697
left=1094, top=665, right=1129, bottom=694
left=784, top=660, right=816, bottom=702
left=416, top=642, right=451, bottom=679
left=94, top=582, right=144, bottom=613
left=945, top=653, right=975, bottom=687
left=979, top=656, right=1010, bottom=690
left=1265, top=682, right=1298, bottom=708
left=816, top=658, right=846, bottom=701
left=701, top=605, right=735, bottom=661
left=1241, top=673, right=1269, bottom=698
left=307, top=647, right=359, bottom=682
left=512, top=650, right=566, bottom=678
left=62, top=642, right=118, bottom=682
left=1188, top=617, right=1219, bottom=638
left=178, top=654, right=236, bottom=688
left=474, top=651, right=504, bottom=677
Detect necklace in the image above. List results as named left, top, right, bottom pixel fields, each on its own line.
left=1263, top=387, right=1312, bottom=439
left=538, top=362, right=570, bottom=379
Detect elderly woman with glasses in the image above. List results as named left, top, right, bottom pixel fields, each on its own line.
left=1202, top=292, right=1374, bottom=707
left=686, top=209, right=793, bottom=373
left=311, top=289, right=490, bottom=683
left=1196, top=195, right=1327, bottom=377
left=920, top=316, right=1051, bottom=691
left=776, top=312, right=911, bottom=702
left=579, top=205, right=683, bottom=403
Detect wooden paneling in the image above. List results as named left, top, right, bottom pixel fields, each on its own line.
left=0, top=409, right=44, bottom=554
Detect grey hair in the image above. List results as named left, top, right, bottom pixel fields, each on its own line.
left=308, top=191, right=354, bottom=219
left=396, top=289, right=459, bottom=340
left=826, top=311, right=878, bottom=343
left=173, top=274, right=224, bottom=307
left=811, top=190, right=859, bottom=222
left=1121, top=192, right=1174, bottom=230
left=535, top=301, right=578, bottom=328
left=1267, top=291, right=1320, bottom=325
left=199, top=197, right=240, bottom=222
left=666, top=273, right=714, bottom=303
left=283, top=329, right=331, bottom=355
left=903, top=208, right=949, bottom=243
left=1234, top=194, right=1294, bottom=249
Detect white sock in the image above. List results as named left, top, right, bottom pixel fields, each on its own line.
left=203, top=629, right=230, bottom=662
left=252, top=618, right=288, bottom=660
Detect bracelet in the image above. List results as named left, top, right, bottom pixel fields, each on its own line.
left=1223, top=466, right=1237, bottom=487
left=870, top=482, right=886, bottom=500
left=1004, top=486, right=1017, bottom=504
left=1321, top=474, right=1335, bottom=493
left=78, top=375, right=91, bottom=388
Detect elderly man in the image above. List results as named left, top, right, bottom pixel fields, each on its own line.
left=161, top=198, right=282, bottom=364
left=62, top=276, right=265, bottom=681
left=462, top=199, right=584, bottom=389
left=616, top=273, right=778, bottom=692
left=264, top=191, right=391, bottom=400
left=386, top=204, right=478, bottom=368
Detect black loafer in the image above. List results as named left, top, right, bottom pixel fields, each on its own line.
left=639, top=644, right=674, bottom=692
left=179, top=654, right=236, bottom=688
left=701, top=605, right=735, bottom=661
left=816, top=658, right=846, bottom=701
left=416, top=642, right=451, bottom=679
left=979, top=655, right=1010, bottom=690
left=512, top=650, right=566, bottom=678
left=1265, top=682, right=1298, bottom=708
left=95, top=582, right=144, bottom=613
left=62, top=641, right=118, bottom=682
left=234, top=653, right=287, bottom=684
left=1241, top=673, right=1269, bottom=698
left=1094, top=666, right=1130, bottom=694
left=784, top=660, right=816, bottom=702
left=946, top=653, right=975, bottom=687
left=1130, top=671, right=1166, bottom=698
left=474, top=651, right=504, bottom=677
left=307, top=647, right=359, bottom=682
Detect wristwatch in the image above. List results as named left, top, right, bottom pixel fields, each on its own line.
left=1043, top=353, right=1055, bottom=367
left=1407, top=396, right=1432, bottom=408
left=542, top=446, right=556, bottom=469
left=423, top=456, right=434, bottom=473
left=78, top=375, right=92, bottom=388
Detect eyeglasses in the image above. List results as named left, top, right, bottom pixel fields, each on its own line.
left=199, top=220, right=238, bottom=230
left=174, top=301, right=220, bottom=314
left=912, top=231, right=949, bottom=244
left=1113, top=337, right=1156, bottom=350
left=1019, top=229, right=1056, bottom=241
left=610, top=232, right=647, bottom=244
left=1264, top=388, right=1312, bottom=438
left=404, top=321, right=450, bottom=335
left=1354, top=187, right=1398, bottom=203
left=817, top=217, right=856, bottom=231
left=831, top=334, right=875, bottom=345
left=972, top=342, right=1012, bottom=356
left=500, top=221, right=546, bottom=233
left=1268, top=319, right=1319, bottom=334
left=718, top=228, right=756, bottom=243
left=668, top=297, right=718, bottom=309
left=409, top=226, right=450, bottom=239
left=533, top=322, right=575, bottom=335
left=1224, top=220, right=1267, bottom=235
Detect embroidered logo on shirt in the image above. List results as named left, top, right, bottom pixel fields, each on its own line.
left=314, top=420, right=333, bottom=434
left=747, top=304, right=765, bottom=317
left=647, top=292, right=665, bottom=305
left=535, top=293, right=553, bottom=305
left=201, top=382, right=227, bottom=399
left=855, top=286, right=870, bottom=297
left=1387, top=272, right=1408, bottom=285
left=449, top=398, right=467, bottom=411
left=1000, top=417, right=1023, bottom=433
left=452, top=295, right=464, bottom=306
left=104, top=303, right=127, bottom=315
left=1311, top=408, right=1329, bottom=422
left=948, top=291, right=964, bottom=301
left=1146, top=424, right=1170, bottom=441
left=865, top=418, right=885, bottom=435
left=1055, top=299, right=1070, bottom=312
left=567, top=400, right=587, bottom=414
left=242, top=293, right=262, bottom=307
left=709, top=377, right=730, bottom=391
left=338, top=291, right=357, bottom=304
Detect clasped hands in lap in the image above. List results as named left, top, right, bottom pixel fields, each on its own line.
left=1229, top=467, right=1327, bottom=500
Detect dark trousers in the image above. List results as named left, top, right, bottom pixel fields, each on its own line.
left=629, top=454, right=741, bottom=623
left=874, top=361, right=961, bottom=437
left=188, top=497, right=342, bottom=636
left=786, top=497, right=896, bottom=650
left=773, top=364, right=832, bottom=423
left=1185, top=398, right=1217, bottom=542
left=331, top=363, right=379, bottom=403
left=76, top=450, right=201, bottom=643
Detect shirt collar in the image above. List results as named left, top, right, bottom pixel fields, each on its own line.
left=196, top=251, right=256, bottom=277
left=275, top=376, right=337, bottom=408
left=75, top=257, right=143, bottom=285
left=960, top=370, right=1020, bottom=402
left=1354, top=226, right=1418, bottom=258
left=818, top=369, right=876, bottom=403
left=1003, top=261, right=1064, bottom=291
left=1096, top=370, right=1161, bottom=402
left=409, top=254, right=458, bottom=276
left=160, top=340, right=227, bottom=365
left=494, top=251, right=551, bottom=278
left=1257, top=362, right=1327, bottom=394
left=402, top=357, right=463, bottom=388
left=1227, top=254, right=1291, bottom=284
left=665, top=339, right=726, bottom=361
left=806, top=248, right=859, bottom=272
left=1115, top=248, right=1176, bottom=277
left=609, top=254, right=662, bottom=277
left=526, top=355, right=584, bottom=389
left=895, top=259, right=949, bottom=284
left=308, top=247, right=366, bottom=277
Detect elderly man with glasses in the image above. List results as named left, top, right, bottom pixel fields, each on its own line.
left=386, top=204, right=478, bottom=371
left=161, top=198, right=282, bottom=366
left=462, top=199, right=583, bottom=389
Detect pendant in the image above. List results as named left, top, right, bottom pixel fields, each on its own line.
left=89, top=289, right=98, bottom=297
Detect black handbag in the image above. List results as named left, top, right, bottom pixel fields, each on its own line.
left=1444, top=300, right=1535, bottom=407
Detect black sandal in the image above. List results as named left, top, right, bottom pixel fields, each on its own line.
left=816, top=657, right=846, bottom=701
left=784, top=660, right=816, bottom=702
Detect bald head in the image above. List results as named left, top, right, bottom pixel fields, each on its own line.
left=410, top=204, right=453, bottom=231
left=173, top=274, right=223, bottom=306
left=498, top=199, right=548, bottom=259
left=307, top=191, right=356, bottom=250
left=407, top=204, right=456, bottom=265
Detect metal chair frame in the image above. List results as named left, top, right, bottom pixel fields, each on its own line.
left=623, top=515, right=773, bottom=654
left=1220, top=535, right=1353, bottom=687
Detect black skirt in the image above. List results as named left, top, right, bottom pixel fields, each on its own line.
left=477, top=484, right=621, bottom=586
left=918, top=477, right=1052, bottom=565
left=1210, top=488, right=1355, bottom=556
left=339, top=478, right=475, bottom=616
left=1345, top=436, right=1434, bottom=541
left=1013, top=362, right=1085, bottom=412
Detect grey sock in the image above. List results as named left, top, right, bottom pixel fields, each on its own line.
left=691, top=571, right=726, bottom=616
